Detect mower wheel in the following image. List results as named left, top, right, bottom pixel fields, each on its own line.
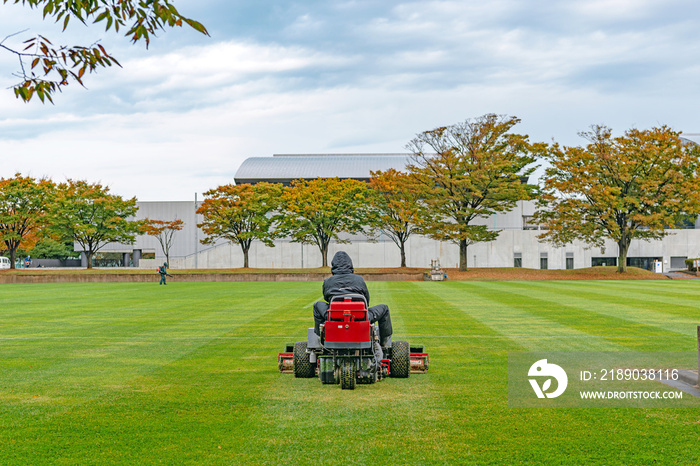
left=390, top=340, right=410, bottom=378
left=340, top=360, right=356, bottom=390
left=293, top=341, right=315, bottom=378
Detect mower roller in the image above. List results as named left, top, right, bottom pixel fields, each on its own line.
left=278, top=294, right=429, bottom=389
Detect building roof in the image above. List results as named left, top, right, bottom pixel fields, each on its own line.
left=681, top=135, right=700, bottom=145
left=234, top=154, right=412, bottom=185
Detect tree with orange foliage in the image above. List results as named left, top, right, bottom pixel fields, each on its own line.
left=536, top=125, right=700, bottom=273
left=141, top=218, right=184, bottom=266
left=369, top=169, right=421, bottom=267
left=0, top=174, right=54, bottom=268
left=277, top=178, right=374, bottom=268
left=407, top=114, right=539, bottom=271
left=197, top=183, right=281, bottom=268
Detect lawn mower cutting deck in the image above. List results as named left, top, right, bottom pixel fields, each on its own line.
left=278, top=294, right=429, bottom=389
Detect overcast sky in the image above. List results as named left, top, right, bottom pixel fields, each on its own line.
left=1, top=0, right=700, bottom=200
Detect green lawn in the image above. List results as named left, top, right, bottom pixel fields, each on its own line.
left=0, top=281, right=699, bottom=464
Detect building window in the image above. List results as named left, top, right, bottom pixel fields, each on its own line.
left=566, top=252, right=574, bottom=270
left=540, top=253, right=548, bottom=270
left=627, top=257, right=662, bottom=271
left=592, top=257, right=617, bottom=267
left=670, top=256, right=687, bottom=270
left=93, top=252, right=125, bottom=267
left=514, top=252, right=522, bottom=268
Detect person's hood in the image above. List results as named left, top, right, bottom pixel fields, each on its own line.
left=330, top=251, right=354, bottom=275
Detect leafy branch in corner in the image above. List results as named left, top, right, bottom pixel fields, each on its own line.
left=1, top=0, right=209, bottom=102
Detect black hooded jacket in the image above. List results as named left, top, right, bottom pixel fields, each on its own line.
left=322, top=251, right=370, bottom=305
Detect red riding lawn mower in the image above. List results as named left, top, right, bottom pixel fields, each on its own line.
left=278, top=294, right=429, bottom=389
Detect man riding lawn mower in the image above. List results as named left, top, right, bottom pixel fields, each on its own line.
left=278, top=251, right=428, bottom=390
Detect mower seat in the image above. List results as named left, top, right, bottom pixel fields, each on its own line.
left=328, top=294, right=368, bottom=322
left=324, top=294, right=372, bottom=349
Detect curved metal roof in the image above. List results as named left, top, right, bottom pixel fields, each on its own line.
left=234, top=154, right=411, bottom=185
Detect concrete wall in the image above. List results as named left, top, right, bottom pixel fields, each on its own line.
left=96, top=200, right=213, bottom=259
left=166, top=229, right=700, bottom=273
left=29, top=259, right=82, bottom=268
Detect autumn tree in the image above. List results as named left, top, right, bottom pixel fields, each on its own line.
left=368, top=169, right=421, bottom=267
left=141, top=218, right=184, bottom=266
left=48, top=179, right=140, bottom=268
left=197, top=183, right=281, bottom=268
left=277, top=178, right=374, bottom=267
left=1, top=0, right=208, bottom=102
left=407, top=114, right=539, bottom=271
left=0, top=174, right=54, bottom=268
left=535, top=125, right=700, bottom=273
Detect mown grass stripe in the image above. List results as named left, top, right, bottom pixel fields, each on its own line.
left=424, top=281, right=623, bottom=351
left=470, top=281, right=687, bottom=352
left=503, top=281, right=699, bottom=340
left=524, top=280, right=700, bottom=320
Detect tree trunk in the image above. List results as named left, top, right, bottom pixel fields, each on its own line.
left=321, top=242, right=329, bottom=267
left=617, top=235, right=630, bottom=273
left=242, top=246, right=249, bottom=268
left=400, top=242, right=407, bottom=268
left=9, top=247, right=16, bottom=269
left=459, top=239, right=468, bottom=271
left=86, top=251, right=93, bottom=269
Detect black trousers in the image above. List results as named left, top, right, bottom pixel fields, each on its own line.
left=313, top=301, right=393, bottom=341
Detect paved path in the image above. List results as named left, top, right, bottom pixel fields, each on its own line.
left=664, top=272, right=700, bottom=280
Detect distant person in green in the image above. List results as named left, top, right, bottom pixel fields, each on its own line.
left=158, top=262, right=172, bottom=285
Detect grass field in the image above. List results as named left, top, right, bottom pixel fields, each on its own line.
left=1, top=280, right=699, bottom=464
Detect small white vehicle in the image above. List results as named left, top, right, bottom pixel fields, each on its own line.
left=0, top=256, right=10, bottom=269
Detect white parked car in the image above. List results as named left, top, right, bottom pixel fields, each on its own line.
left=0, top=256, right=10, bottom=269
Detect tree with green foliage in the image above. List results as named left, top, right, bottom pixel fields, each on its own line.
left=369, top=169, right=421, bottom=268
left=141, top=218, right=184, bottom=266
left=277, top=178, right=374, bottom=267
left=0, top=173, right=54, bottom=268
left=48, top=179, right=140, bottom=268
left=30, top=237, right=77, bottom=259
left=1, top=0, right=208, bottom=102
left=536, top=125, right=700, bottom=273
left=407, top=114, right=539, bottom=271
left=197, top=183, right=282, bottom=268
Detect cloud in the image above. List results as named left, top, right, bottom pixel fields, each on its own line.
left=4, top=76, right=693, bottom=201
left=354, top=0, right=697, bottom=94
left=0, top=39, right=362, bottom=115
left=123, top=41, right=355, bottom=90
left=568, top=0, right=681, bottom=22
